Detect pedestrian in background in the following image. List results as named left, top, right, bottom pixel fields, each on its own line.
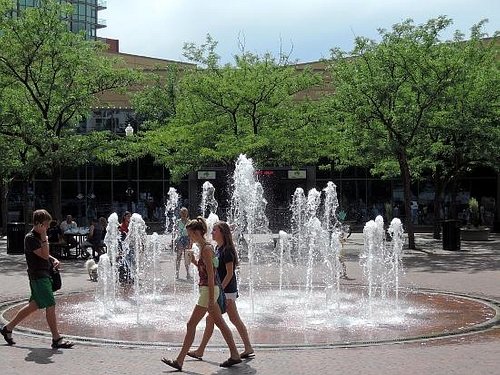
left=174, top=207, right=191, bottom=280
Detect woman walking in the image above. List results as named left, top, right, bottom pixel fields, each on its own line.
left=161, top=217, right=241, bottom=371
left=187, top=220, right=254, bottom=359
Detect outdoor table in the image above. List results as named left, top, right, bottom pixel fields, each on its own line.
left=64, top=228, right=89, bottom=258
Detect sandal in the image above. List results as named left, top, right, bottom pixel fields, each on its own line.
left=1, top=326, right=15, bottom=345
left=161, top=357, right=182, bottom=371
left=220, top=357, right=242, bottom=368
left=240, top=351, right=255, bottom=359
left=187, top=351, right=203, bottom=360
left=51, top=337, right=74, bottom=349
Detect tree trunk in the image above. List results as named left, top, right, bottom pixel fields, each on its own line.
left=449, top=179, right=458, bottom=220
left=22, top=180, right=30, bottom=233
left=432, top=179, right=445, bottom=240
left=51, top=167, right=62, bottom=221
left=397, top=149, right=416, bottom=249
left=433, top=193, right=442, bottom=239
left=0, top=180, right=8, bottom=235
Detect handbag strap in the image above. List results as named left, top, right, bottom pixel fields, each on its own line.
left=215, top=270, right=223, bottom=290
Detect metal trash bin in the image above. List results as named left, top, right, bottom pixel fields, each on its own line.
left=7, top=222, right=26, bottom=254
left=442, top=219, right=461, bottom=251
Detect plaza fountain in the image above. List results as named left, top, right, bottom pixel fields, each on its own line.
left=1, top=154, right=498, bottom=348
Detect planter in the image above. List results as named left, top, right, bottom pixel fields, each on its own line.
left=460, top=227, right=490, bottom=241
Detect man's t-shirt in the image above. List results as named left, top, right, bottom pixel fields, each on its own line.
left=216, top=245, right=238, bottom=294
left=25, top=230, right=50, bottom=280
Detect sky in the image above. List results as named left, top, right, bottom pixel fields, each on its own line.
left=98, top=0, right=499, bottom=64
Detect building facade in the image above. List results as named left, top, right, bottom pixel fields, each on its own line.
left=15, top=0, right=106, bottom=39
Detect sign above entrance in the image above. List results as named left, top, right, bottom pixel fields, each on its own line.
left=255, top=170, right=275, bottom=176
left=197, top=171, right=216, bottom=180
left=288, top=170, right=307, bottom=179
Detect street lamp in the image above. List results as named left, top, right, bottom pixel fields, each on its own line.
left=125, top=123, right=134, bottom=137
left=125, top=124, right=134, bottom=212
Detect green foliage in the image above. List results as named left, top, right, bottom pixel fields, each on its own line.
left=132, top=65, right=182, bottom=126
left=0, top=0, right=138, bottom=172
left=0, top=0, right=139, bottom=216
left=138, top=34, right=322, bottom=181
left=324, top=16, right=499, bottom=248
left=419, top=27, right=500, bottom=190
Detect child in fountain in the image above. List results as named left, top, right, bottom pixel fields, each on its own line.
left=187, top=220, right=254, bottom=360
left=174, top=207, right=191, bottom=280
left=161, top=217, right=242, bottom=371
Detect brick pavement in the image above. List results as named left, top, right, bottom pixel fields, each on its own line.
left=1, top=233, right=499, bottom=375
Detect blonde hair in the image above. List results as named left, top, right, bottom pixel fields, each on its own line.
left=180, top=207, right=189, bottom=218
left=186, top=216, right=207, bottom=236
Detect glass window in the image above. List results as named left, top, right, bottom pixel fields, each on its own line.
left=93, top=164, right=112, bottom=179
left=136, top=181, right=164, bottom=221
left=91, top=180, right=113, bottom=218
left=60, top=181, right=80, bottom=219
left=139, top=156, right=166, bottom=179
left=112, top=162, right=135, bottom=181
left=61, top=166, right=78, bottom=179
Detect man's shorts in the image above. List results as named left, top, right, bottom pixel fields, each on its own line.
left=197, top=285, right=220, bottom=308
left=29, top=277, right=56, bottom=308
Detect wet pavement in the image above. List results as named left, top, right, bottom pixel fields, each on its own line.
left=1, top=232, right=499, bottom=375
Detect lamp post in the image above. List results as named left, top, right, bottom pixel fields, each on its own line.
left=125, top=124, right=134, bottom=212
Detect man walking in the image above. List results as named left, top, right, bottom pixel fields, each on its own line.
left=1, top=209, right=74, bottom=349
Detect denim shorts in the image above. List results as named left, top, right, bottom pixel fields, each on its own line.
left=175, top=236, right=189, bottom=249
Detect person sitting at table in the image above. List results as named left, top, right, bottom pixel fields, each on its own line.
left=47, top=220, right=67, bottom=257
left=84, top=217, right=106, bottom=260
left=59, top=214, right=78, bottom=249
left=47, top=220, right=64, bottom=243
left=98, top=216, right=107, bottom=241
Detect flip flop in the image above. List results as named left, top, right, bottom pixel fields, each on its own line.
left=240, top=351, right=255, bottom=359
left=161, top=357, right=182, bottom=371
left=1, top=326, right=15, bottom=346
left=187, top=351, right=203, bottom=360
left=220, top=357, right=242, bottom=368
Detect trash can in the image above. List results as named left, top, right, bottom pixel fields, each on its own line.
left=7, top=222, right=26, bottom=254
left=442, top=220, right=461, bottom=251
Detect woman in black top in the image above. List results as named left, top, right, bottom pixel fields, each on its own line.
left=187, top=221, right=254, bottom=360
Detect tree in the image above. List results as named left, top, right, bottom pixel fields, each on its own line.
left=138, top=35, right=322, bottom=181
left=132, top=64, right=182, bottom=126
left=418, top=29, right=500, bottom=237
left=0, top=0, right=138, bottom=219
left=326, top=17, right=488, bottom=249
